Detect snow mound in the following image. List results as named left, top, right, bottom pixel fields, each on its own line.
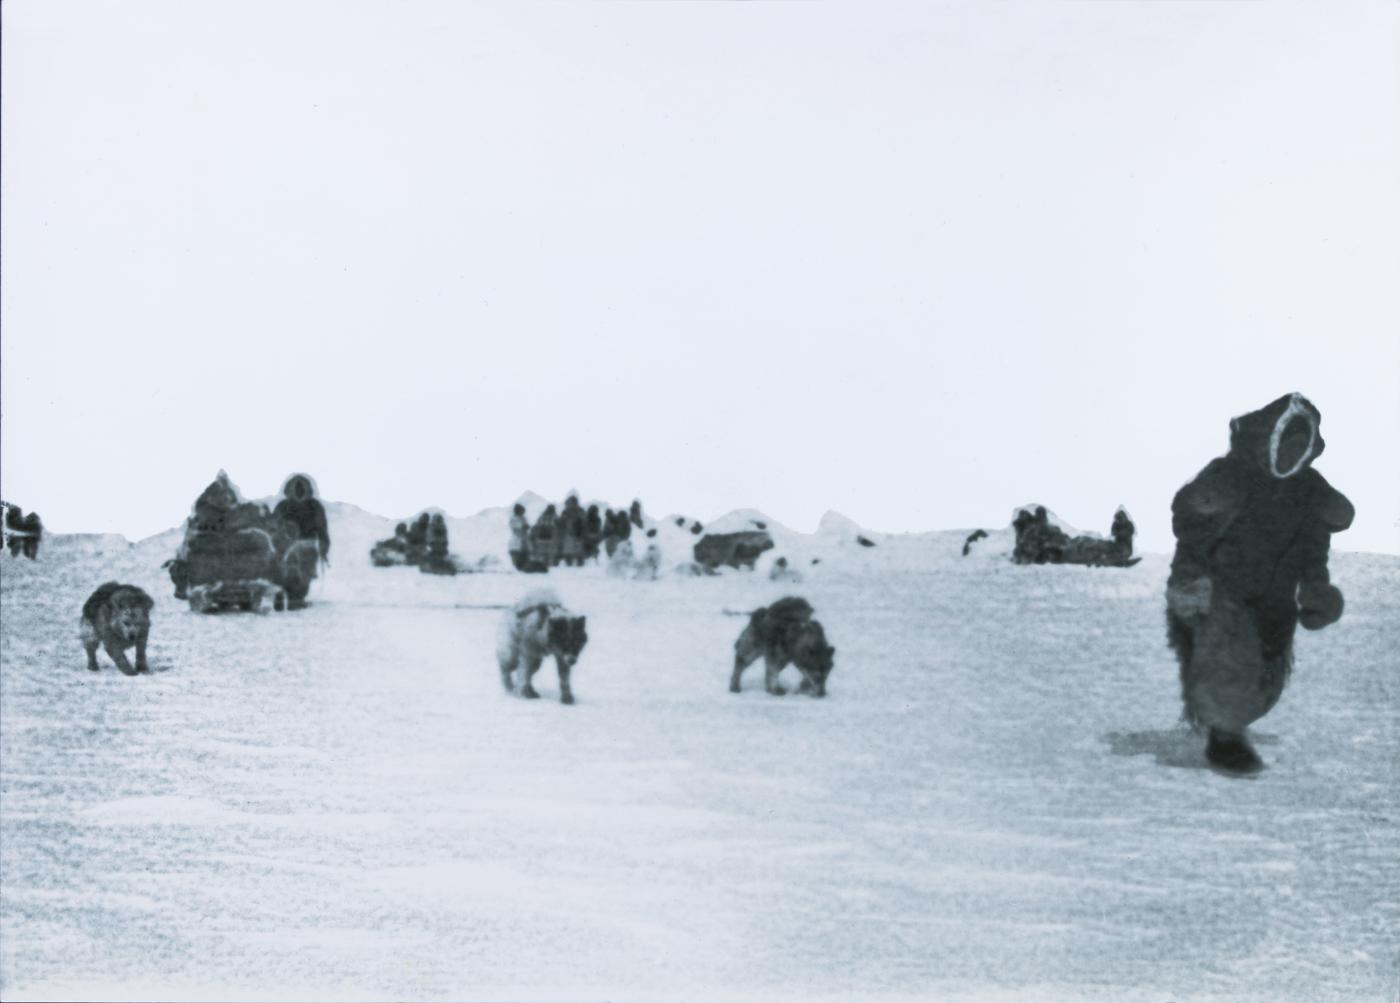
left=514, top=490, right=550, bottom=515
left=816, top=510, right=881, bottom=547
left=325, top=502, right=396, bottom=571
left=44, top=533, right=131, bottom=557
left=702, top=509, right=790, bottom=538
left=443, top=507, right=511, bottom=565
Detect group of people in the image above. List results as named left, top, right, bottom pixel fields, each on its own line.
left=2, top=502, right=43, bottom=560
left=371, top=512, right=455, bottom=574
left=508, top=496, right=648, bottom=573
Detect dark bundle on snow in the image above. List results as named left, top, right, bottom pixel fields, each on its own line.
left=3, top=502, right=44, bottom=560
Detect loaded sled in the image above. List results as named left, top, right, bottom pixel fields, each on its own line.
left=172, top=514, right=320, bottom=613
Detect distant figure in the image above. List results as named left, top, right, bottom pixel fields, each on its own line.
left=2, top=503, right=21, bottom=557
left=629, top=499, right=644, bottom=530
left=531, top=504, right=559, bottom=569
left=1010, top=509, right=1039, bottom=564
left=273, top=474, right=331, bottom=559
left=508, top=504, right=532, bottom=572
left=407, top=512, right=430, bottom=556
left=1109, top=507, right=1135, bottom=561
left=427, top=513, right=448, bottom=557
left=604, top=508, right=632, bottom=557
left=584, top=504, right=603, bottom=562
left=192, top=471, right=242, bottom=532
left=272, top=474, right=328, bottom=606
left=601, top=511, right=617, bottom=557
left=3, top=503, right=43, bottom=560
left=420, top=513, right=455, bottom=575
left=634, top=529, right=662, bottom=580
left=1030, top=506, right=1067, bottom=563
left=559, top=496, right=585, bottom=567
left=1166, top=393, right=1353, bottom=775
left=169, top=471, right=245, bottom=599
left=22, top=512, right=41, bottom=558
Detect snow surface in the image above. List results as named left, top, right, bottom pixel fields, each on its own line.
left=2, top=505, right=1398, bottom=1002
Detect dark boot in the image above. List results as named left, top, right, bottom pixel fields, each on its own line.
left=1206, top=729, right=1264, bottom=775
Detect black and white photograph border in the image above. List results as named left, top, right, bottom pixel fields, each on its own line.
left=2, top=3, right=1398, bottom=1002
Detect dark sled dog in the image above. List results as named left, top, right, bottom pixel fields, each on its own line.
left=80, top=582, right=153, bottom=675
left=731, top=596, right=835, bottom=696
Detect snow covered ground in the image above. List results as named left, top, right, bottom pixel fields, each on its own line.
left=1, top=508, right=1397, bottom=1002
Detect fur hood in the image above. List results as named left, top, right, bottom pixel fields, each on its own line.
left=1228, top=392, right=1324, bottom=480
left=281, top=473, right=321, bottom=500
left=194, top=470, right=244, bottom=512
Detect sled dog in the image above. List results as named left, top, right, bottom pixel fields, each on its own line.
left=731, top=596, right=835, bottom=696
left=80, top=582, right=153, bottom=675
left=496, top=588, right=588, bottom=704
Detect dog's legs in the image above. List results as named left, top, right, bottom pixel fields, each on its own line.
left=556, top=655, right=575, bottom=705
left=135, top=632, right=150, bottom=674
left=730, top=646, right=760, bottom=693
left=520, top=652, right=543, bottom=699
left=84, top=640, right=100, bottom=672
left=104, top=640, right=138, bottom=676
left=498, top=652, right=517, bottom=693
left=764, top=653, right=788, bottom=696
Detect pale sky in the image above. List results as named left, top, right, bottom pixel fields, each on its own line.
left=3, top=1, right=1397, bottom=553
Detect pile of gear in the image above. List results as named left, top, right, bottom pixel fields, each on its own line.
left=370, top=512, right=457, bottom=575
left=1010, top=505, right=1138, bottom=568
left=1, top=502, right=43, bottom=560
left=165, top=471, right=329, bottom=612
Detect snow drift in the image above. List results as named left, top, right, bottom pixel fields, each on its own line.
left=2, top=499, right=1396, bottom=1003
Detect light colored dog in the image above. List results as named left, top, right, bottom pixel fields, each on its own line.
left=496, top=588, right=588, bottom=704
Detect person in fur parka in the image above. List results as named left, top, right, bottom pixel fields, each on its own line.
left=1166, top=392, right=1354, bottom=774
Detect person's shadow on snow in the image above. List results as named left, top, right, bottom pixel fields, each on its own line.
left=1105, top=728, right=1278, bottom=770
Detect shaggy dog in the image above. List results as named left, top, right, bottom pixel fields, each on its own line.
left=731, top=596, right=835, bottom=697
left=1166, top=393, right=1353, bottom=775
left=496, top=588, right=588, bottom=704
left=80, top=582, right=153, bottom=675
